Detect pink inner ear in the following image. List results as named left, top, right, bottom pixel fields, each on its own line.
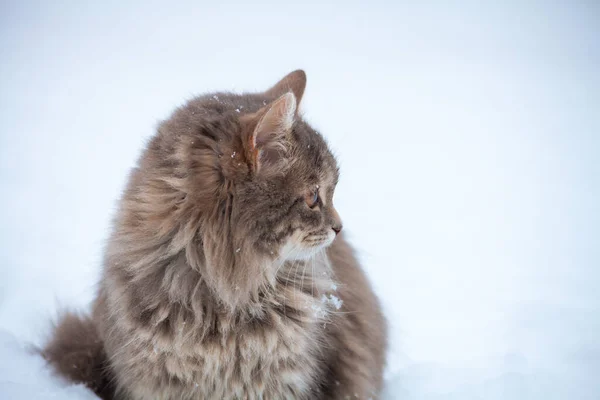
left=250, top=93, right=297, bottom=171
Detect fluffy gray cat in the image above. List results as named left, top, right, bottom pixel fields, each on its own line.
left=43, top=70, right=387, bottom=399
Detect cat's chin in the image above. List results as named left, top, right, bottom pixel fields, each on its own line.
left=287, top=246, right=323, bottom=261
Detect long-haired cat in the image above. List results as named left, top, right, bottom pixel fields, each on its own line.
left=43, top=70, right=387, bottom=399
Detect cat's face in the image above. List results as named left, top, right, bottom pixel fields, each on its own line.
left=226, top=79, right=342, bottom=262
left=235, top=119, right=342, bottom=262
left=193, top=71, right=343, bottom=263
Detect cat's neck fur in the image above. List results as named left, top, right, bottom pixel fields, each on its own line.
left=104, top=218, right=339, bottom=339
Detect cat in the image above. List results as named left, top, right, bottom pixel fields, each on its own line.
left=42, top=70, right=387, bottom=399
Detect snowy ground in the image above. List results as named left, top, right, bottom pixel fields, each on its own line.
left=1, top=1, right=599, bottom=398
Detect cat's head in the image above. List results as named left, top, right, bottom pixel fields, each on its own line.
left=142, top=70, right=342, bottom=306
left=232, top=72, right=342, bottom=262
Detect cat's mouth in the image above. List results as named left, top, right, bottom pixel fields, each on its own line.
left=303, top=230, right=336, bottom=249
left=278, top=230, right=336, bottom=261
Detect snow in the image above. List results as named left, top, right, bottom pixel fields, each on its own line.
left=1, top=1, right=599, bottom=399
left=321, top=293, right=343, bottom=310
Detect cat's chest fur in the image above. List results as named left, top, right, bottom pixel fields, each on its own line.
left=105, top=258, right=341, bottom=400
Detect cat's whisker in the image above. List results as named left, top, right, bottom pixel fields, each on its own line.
left=282, top=244, right=302, bottom=312
left=273, top=242, right=301, bottom=277
left=311, top=254, right=316, bottom=299
left=291, top=259, right=303, bottom=304
left=271, top=257, right=287, bottom=283
left=300, top=260, right=309, bottom=296
left=266, top=243, right=301, bottom=314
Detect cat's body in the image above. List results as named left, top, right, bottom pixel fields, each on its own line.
left=43, top=71, right=386, bottom=399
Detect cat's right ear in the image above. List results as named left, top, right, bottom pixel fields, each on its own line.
left=241, top=92, right=297, bottom=174
left=264, top=70, right=306, bottom=107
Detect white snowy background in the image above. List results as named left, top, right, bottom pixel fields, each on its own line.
left=1, top=1, right=599, bottom=398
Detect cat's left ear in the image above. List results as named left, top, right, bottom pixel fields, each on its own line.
left=241, top=92, right=297, bottom=174
left=264, top=69, right=306, bottom=109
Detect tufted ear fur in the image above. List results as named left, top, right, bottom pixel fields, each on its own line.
left=241, top=92, right=297, bottom=174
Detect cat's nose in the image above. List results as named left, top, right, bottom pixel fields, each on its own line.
left=330, top=206, right=342, bottom=235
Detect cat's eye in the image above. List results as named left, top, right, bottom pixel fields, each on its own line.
left=305, top=187, right=320, bottom=209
